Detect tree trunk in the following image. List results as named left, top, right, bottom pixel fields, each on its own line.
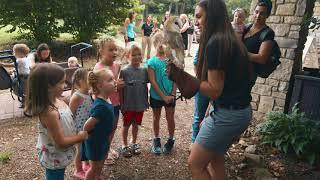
left=175, top=2, right=179, bottom=15
left=180, top=2, right=185, bottom=14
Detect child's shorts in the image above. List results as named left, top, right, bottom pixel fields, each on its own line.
left=123, top=111, right=144, bottom=126
left=150, top=97, right=176, bottom=108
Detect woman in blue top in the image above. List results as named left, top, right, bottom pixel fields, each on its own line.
left=188, top=0, right=254, bottom=179
left=124, top=10, right=136, bottom=46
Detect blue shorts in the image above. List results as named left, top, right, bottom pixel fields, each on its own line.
left=82, top=138, right=110, bottom=161
left=195, top=105, right=252, bottom=154
left=45, top=168, right=65, bottom=180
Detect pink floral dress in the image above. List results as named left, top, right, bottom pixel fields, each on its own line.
left=36, top=107, right=76, bottom=169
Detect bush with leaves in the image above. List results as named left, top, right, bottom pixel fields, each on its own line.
left=257, top=105, right=320, bottom=165
left=59, top=0, right=140, bottom=42
left=0, top=0, right=61, bottom=43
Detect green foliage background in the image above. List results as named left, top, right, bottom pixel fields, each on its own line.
left=0, top=0, right=252, bottom=43
left=0, top=0, right=139, bottom=43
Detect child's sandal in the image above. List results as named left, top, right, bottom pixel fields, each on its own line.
left=73, top=171, right=85, bottom=179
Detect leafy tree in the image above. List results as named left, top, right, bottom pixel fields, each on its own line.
left=60, top=0, right=139, bottom=42
left=225, top=0, right=251, bottom=20
left=0, top=0, right=61, bottom=43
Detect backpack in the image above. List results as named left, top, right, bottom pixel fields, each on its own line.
left=0, top=55, right=24, bottom=102
left=0, top=66, right=12, bottom=90
left=244, top=24, right=281, bottom=78
left=11, top=71, right=25, bottom=102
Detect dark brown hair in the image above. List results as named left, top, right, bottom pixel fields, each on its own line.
left=196, top=0, right=250, bottom=81
left=35, top=43, right=51, bottom=63
left=256, top=0, right=272, bottom=17
left=25, top=63, right=65, bottom=116
left=128, top=10, right=135, bottom=23
left=71, top=68, right=89, bottom=95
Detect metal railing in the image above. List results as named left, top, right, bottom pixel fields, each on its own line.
left=70, top=42, right=93, bottom=67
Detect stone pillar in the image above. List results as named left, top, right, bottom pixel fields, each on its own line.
left=314, top=1, right=320, bottom=16
left=249, top=0, right=308, bottom=121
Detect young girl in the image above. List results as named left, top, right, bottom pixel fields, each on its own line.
left=231, top=8, right=246, bottom=39
left=124, top=10, right=136, bottom=46
left=83, top=69, right=116, bottom=179
left=25, top=63, right=88, bottom=180
left=147, top=44, right=177, bottom=155
left=69, top=68, right=92, bottom=179
left=118, top=44, right=149, bottom=157
left=93, top=38, right=124, bottom=164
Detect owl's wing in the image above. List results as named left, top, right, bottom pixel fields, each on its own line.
left=175, top=33, right=185, bottom=50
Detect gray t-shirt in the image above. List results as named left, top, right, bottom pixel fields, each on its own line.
left=120, top=65, right=149, bottom=111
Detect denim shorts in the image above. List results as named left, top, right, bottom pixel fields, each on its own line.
left=195, top=105, right=252, bottom=154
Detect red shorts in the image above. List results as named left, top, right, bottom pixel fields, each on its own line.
left=123, top=111, right=144, bottom=126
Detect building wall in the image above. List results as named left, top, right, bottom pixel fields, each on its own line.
left=249, top=0, right=307, bottom=121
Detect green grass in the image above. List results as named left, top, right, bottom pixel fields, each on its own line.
left=0, top=152, right=11, bottom=164
left=0, top=24, right=129, bottom=47
left=0, top=26, right=20, bottom=46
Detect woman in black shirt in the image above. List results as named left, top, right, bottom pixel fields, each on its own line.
left=243, top=0, right=274, bottom=80
left=188, top=0, right=254, bottom=179
left=141, top=15, right=154, bottom=60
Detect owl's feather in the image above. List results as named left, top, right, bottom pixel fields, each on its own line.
left=151, top=16, right=185, bottom=69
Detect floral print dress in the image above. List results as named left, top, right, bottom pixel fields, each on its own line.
left=36, top=107, right=76, bottom=169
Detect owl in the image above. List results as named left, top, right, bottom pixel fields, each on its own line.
left=152, top=16, right=185, bottom=69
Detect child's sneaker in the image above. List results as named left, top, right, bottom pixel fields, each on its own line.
left=163, top=138, right=175, bottom=154
left=119, top=146, right=132, bottom=158
left=151, top=137, right=161, bottom=155
left=130, top=144, right=141, bottom=155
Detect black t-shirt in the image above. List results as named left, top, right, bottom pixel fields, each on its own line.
left=206, top=38, right=252, bottom=107
left=141, top=23, right=154, bottom=37
left=242, top=24, right=275, bottom=80
left=242, top=25, right=275, bottom=54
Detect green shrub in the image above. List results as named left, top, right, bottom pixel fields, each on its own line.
left=257, top=105, right=320, bottom=165
left=0, top=152, right=11, bottom=164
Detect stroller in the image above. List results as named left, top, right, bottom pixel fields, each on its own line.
left=0, top=52, right=25, bottom=105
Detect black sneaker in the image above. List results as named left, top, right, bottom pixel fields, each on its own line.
left=130, top=144, right=141, bottom=155
left=151, top=138, right=161, bottom=155
left=19, top=102, right=25, bottom=109
left=119, top=146, right=132, bottom=158
left=163, top=138, right=175, bottom=154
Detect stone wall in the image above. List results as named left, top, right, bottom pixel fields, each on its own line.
left=249, top=0, right=306, bottom=121
left=314, top=1, right=320, bottom=16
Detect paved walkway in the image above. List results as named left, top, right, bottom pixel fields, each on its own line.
left=0, top=42, right=199, bottom=121
left=0, top=91, right=24, bottom=120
